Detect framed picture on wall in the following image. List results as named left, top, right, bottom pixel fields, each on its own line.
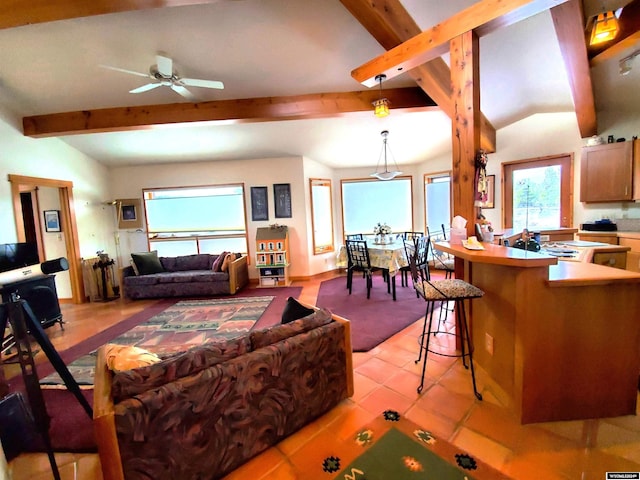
left=273, top=183, right=292, bottom=218
left=484, top=175, right=495, bottom=209
left=44, top=210, right=61, bottom=232
left=117, top=198, right=143, bottom=229
left=250, top=186, right=269, bottom=221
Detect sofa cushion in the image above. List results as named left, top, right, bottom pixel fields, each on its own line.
left=124, top=274, right=163, bottom=286
left=111, top=335, right=252, bottom=401
left=105, top=344, right=161, bottom=372
left=250, top=308, right=332, bottom=350
left=221, top=253, right=236, bottom=272
left=160, top=254, right=214, bottom=272
left=281, top=297, right=315, bottom=324
left=155, top=271, right=228, bottom=284
left=131, top=251, right=165, bottom=276
left=212, top=252, right=228, bottom=272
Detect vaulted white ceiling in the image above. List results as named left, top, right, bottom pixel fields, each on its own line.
left=0, top=0, right=637, bottom=168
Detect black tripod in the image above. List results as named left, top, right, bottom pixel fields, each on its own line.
left=0, top=295, right=93, bottom=480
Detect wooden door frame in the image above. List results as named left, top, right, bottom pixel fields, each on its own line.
left=9, top=174, right=85, bottom=303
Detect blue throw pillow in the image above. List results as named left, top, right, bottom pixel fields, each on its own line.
left=281, top=297, right=315, bottom=324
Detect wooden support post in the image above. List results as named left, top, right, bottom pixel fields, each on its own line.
left=450, top=31, right=482, bottom=237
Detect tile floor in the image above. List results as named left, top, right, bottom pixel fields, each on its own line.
left=6, top=272, right=640, bottom=479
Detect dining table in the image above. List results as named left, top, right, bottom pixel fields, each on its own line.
left=336, top=236, right=409, bottom=300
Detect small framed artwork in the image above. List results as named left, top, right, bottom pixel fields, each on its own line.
left=44, top=210, right=61, bottom=232
left=250, top=186, right=269, bottom=221
left=484, top=175, right=495, bottom=209
left=117, top=198, right=143, bottom=229
left=273, top=183, right=292, bottom=218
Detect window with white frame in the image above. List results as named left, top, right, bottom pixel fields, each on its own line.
left=143, top=184, right=248, bottom=257
left=341, top=177, right=413, bottom=238
left=424, top=172, right=451, bottom=234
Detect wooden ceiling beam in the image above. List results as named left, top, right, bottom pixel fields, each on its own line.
left=340, top=0, right=496, bottom=152
left=0, top=0, right=218, bottom=30
left=351, top=0, right=569, bottom=87
left=551, top=0, right=597, bottom=137
left=22, top=87, right=436, bottom=137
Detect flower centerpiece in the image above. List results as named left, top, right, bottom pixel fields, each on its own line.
left=373, top=222, right=392, bottom=244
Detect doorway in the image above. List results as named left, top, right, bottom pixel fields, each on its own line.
left=9, top=174, right=85, bottom=304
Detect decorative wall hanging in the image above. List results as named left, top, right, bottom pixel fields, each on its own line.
left=117, top=198, right=143, bottom=229
left=44, top=210, right=61, bottom=232
left=474, top=149, right=489, bottom=207
left=273, top=184, right=292, bottom=218
left=250, top=186, right=269, bottom=221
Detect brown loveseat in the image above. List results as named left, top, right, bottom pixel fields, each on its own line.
left=93, top=306, right=353, bottom=480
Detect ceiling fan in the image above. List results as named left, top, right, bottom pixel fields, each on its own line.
left=100, top=53, right=224, bottom=101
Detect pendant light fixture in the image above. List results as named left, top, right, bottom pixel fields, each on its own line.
left=590, top=10, right=619, bottom=46
left=372, top=74, right=390, bottom=118
left=371, top=130, right=402, bottom=181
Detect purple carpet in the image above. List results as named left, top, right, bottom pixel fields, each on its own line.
left=7, top=285, right=301, bottom=453
left=316, top=275, right=428, bottom=352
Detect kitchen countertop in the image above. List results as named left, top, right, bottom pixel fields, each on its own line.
left=540, top=240, right=630, bottom=262
left=578, top=230, right=640, bottom=239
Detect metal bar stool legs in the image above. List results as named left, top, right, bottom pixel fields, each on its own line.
left=415, top=298, right=483, bottom=400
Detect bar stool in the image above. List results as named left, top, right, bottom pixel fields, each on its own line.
left=408, top=245, right=484, bottom=400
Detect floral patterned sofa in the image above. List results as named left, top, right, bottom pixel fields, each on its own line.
left=121, top=252, right=249, bottom=299
left=93, top=306, right=353, bottom=480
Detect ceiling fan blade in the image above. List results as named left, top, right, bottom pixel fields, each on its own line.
left=130, top=83, right=163, bottom=94
left=180, top=78, right=224, bottom=89
left=156, top=54, right=173, bottom=77
left=171, top=85, right=198, bottom=101
left=99, top=64, right=149, bottom=78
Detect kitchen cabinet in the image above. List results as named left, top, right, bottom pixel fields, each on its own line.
left=576, top=233, right=618, bottom=245
left=592, top=251, right=627, bottom=269
left=618, top=235, right=640, bottom=272
left=580, top=140, right=638, bottom=202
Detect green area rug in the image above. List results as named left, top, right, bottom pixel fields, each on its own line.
left=322, top=410, right=510, bottom=479
left=41, top=296, right=274, bottom=386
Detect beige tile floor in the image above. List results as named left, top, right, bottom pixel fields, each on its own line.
left=6, top=272, right=640, bottom=479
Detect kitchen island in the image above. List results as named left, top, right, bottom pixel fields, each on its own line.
left=436, top=241, right=640, bottom=424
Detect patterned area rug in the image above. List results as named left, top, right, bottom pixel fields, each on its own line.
left=322, top=410, right=510, bottom=479
left=41, top=296, right=274, bottom=386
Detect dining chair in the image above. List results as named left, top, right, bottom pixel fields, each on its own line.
left=345, top=239, right=388, bottom=299
left=426, top=225, right=455, bottom=279
left=408, top=247, right=484, bottom=399
left=399, top=232, right=424, bottom=287
left=346, top=234, right=364, bottom=240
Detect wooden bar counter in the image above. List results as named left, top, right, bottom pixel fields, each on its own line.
left=436, top=241, right=640, bottom=424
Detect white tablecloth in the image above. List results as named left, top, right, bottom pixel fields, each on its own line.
left=337, top=239, right=408, bottom=275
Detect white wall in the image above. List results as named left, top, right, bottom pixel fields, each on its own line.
left=0, top=106, right=115, bottom=298
left=108, top=157, right=312, bottom=279
left=418, top=111, right=640, bottom=233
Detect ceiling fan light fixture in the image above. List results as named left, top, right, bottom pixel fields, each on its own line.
left=590, top=11, right=619, bottom=46
left=370, top=130, right=402, bottom=181
left=372, top=74, right=390, bottom=118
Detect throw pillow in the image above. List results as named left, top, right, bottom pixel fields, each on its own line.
left=221, top=253, right=236, bottom=272
left=130, top=251, right=164, bottom=275
left=212, top=251, right=228, bottom=272
left=281, top=296, right=315, bottom=324
left=104, top=344, right=161, bottom=372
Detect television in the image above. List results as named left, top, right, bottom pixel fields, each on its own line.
left=0, top=243, right=40, bottom=274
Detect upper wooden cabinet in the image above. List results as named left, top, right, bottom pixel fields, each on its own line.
left=580, top=140, right=639, bottom=203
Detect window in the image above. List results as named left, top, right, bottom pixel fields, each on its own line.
left=341, top=177, right=413, bottom=237
left=424, top=172, right=451, bottom=234
left=310, top=178, right=335, bottom=254
left=143, top=184, right=248, bottom=257
left=503, top=155, right=573, bottom=230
